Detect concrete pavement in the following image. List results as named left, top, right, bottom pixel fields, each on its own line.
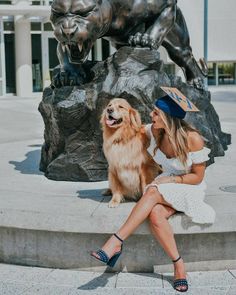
left=0, top=263, right=236, bottom=294
left=0, top=85, right=236, bottom=292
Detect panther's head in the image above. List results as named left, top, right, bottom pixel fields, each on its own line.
left=50, top=0, right=111, bottom=64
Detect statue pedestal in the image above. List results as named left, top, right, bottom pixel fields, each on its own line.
left=38, top=47, right=231, bottom=181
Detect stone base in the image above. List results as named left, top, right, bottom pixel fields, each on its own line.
left=39, top=47, right=231, bottom=181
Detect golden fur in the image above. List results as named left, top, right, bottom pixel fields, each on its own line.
left=101, top=98, right=161, bottom=207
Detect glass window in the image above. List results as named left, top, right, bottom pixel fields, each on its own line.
left=3, top=21, right=14, bottom=31
left=31, top=34, right=43, bottom=92
left=218, top=63, right=235, bottom=85
left=31, top=22, right=41, bottom=31
left=31, top=0, right=53, bottom=4
left=31, top=1, right=41, bottom=5
left=48, top=38, right=59, bottom=80
left=4, top=34, right=16, bottom=93
left=207, top=62, right=216, bottom=85
left=43, top=22, right=53, bottom=31
left=0, top=1, right=12, bottom=4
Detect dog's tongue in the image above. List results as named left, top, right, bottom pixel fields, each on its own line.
left=106, top=119, right=115, bottom=126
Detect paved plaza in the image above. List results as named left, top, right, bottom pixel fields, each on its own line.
left=0, top=263, right=236, bottom=294
left=0, top=85, right=235, bottom=294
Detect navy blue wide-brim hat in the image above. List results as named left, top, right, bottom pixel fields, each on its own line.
left=155, top=95, right=186, bottom=119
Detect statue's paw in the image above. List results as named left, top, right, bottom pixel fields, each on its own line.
left=128, top=33, right=159, bottom=50
left=51, top=71, right=82, bottom=88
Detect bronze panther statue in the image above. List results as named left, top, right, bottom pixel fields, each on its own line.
left=50, top=0, right=207, bottom=89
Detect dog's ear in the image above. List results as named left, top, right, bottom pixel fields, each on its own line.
left=129, top=108, right=142, bottom=131
left=100, top=109, right=107, bottom=128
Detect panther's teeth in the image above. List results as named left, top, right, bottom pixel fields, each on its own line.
left=65, top=45, right=69, bottom=52
left=78, top=43, right=83, bottom=52
left=62, top=45, right=66, bottom=53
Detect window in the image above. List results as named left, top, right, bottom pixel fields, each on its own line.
left=207, top=63, right=216, bottom=85
left=4, top=34, right=16, bottom=93
left=0, top=1, right=12, bottom=4
left=31, top=34, right=43, bottom=92
left=31, top=22, right=41, bottom=31
left=3, top=21, right=14, bottom=31
left=207, top=62, right=235, bottom=85
left=43, top=22, right=53, bottom=31
left=218, top=63, right=235, bottom=85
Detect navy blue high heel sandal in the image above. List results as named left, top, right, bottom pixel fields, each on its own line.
left=172, top=256, right=188, bottom=292
left=90, top=233, right=123, bottom=267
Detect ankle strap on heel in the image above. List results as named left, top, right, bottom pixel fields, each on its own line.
left=172, top=256, right=182, bottom=263
left=114, top=233, right=123, bottom=243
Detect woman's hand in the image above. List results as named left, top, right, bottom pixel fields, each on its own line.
left=151, top=176, right=174, bottom=185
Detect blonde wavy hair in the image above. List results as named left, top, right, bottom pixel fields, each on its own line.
left=153, top=108, right=200, bottom=168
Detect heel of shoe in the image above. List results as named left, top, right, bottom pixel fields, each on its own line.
left=107, top=251, right=121, bottom=267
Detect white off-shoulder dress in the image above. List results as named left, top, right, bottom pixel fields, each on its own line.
left=145, top=124, right=216, bottom=224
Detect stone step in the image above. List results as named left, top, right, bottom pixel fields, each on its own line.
left=0, top=190, right=235, bottom=272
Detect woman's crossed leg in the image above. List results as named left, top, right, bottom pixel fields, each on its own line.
left=149, top=204, right=187, bottom=291
left=92, top=186, right=172, bottom=258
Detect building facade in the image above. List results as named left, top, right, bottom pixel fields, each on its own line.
left=0, top=0, right=236, bottom=96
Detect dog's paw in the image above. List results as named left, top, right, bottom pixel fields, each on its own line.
left=102, top=188, right=112, bottom=196
left=108, top=199, right=120, bottom=208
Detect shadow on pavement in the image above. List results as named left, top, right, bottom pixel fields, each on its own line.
left=77, top=189, right=135, bottom=204
left=9, top=149, right=43, bottom=175
left=77, top=189, right=106, bottom=201
left=77, top=271, right=171, bottom=290
left=77, top=270, right=116, bottom=290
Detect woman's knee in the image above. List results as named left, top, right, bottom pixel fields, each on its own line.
left=149, top=204, right=166, bottom=226
left=143, top=186, right=161, bottom=200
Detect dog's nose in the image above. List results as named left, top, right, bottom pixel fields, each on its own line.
left=107, top=107, right=113, bottom=114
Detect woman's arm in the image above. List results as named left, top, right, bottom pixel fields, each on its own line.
left=174, top=162, right=206, bottom=185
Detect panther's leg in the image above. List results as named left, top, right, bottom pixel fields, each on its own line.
left=129, top=1, right=176, bottom=49
left=162, top=7, right=207, bottom=89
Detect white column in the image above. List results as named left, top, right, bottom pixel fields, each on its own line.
left=14, top=0, right=33, bottom=97
left=14, top=16, right=33, bottom=97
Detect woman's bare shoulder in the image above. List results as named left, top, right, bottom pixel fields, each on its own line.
left=187, top=131, right=204, bottom=152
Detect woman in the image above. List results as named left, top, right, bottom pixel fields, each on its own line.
left=91, top=93, right=216, bottom=292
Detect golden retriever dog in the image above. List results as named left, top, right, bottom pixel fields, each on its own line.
left=101, top=98, right=161, bottom=207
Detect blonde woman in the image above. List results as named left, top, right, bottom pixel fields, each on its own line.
left=91, top=93, right=216, bottom=292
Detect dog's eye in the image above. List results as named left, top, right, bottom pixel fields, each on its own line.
left=119, top=105, right=124, bottom=109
